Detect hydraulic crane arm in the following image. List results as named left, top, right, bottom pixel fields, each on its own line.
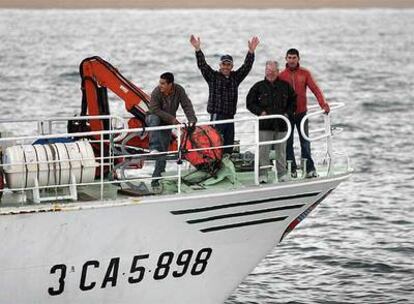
left=79, top=56, right=150, bottom=133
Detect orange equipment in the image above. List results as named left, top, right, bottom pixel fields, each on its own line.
left=78, top=56, right=223, bottom=176
left=79, top=56, right=150, bottom=148
left=181, top=125, right=223, bottom=174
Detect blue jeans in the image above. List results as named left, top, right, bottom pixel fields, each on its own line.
left=211, top=113, right=234, bottom=155
left=286, top=112, right=315, bottom=172
left=146, top=114, right=171, bottom=180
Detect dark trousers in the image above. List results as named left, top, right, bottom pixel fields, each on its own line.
left=286, top=112, right=315, bottom=172
left=146, top=114, right=171, bottom=180
left=211, top=113, right=234, bottom=155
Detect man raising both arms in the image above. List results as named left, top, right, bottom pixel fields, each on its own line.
left=279, top=48, right=330, bottom=178
left=190, top=34, right=259, bottom=154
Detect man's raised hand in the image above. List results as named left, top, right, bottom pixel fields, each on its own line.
left=248, top=36, right=260, bottom=53
left=190, top=35, right=201, bottom=51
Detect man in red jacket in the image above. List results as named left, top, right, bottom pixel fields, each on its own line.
left=279, top=48, right=330, bottom=178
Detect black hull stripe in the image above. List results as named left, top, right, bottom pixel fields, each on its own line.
left=187, top=204, right=304, bottom=224
left=200, top=216, right=288, bottom=233
left=171, top=192, right=320, bottom=215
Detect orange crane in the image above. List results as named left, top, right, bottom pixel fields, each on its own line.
left=78, top=56, right=223, bottom=177
left=79, top=56, right=150, bottom=148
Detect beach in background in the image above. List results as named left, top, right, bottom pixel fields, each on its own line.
left=0, top=0, right=414, bottom=8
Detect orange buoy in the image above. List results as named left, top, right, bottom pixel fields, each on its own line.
left=181, top=125, right=223, bottom=174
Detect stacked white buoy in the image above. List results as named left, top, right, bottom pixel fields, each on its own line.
left=2, top=141, right=96, bottom=190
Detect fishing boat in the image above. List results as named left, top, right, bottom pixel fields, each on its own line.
left=0, top=57, right=351, bottom=303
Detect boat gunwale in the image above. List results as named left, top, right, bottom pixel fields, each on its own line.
left=0, top=171, right=352, bottom=216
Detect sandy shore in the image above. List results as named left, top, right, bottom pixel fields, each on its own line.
left=0, top=0, right=413, bottom=9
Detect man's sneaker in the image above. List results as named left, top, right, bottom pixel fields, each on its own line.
left=305, top=170, right=318, bottom=178
left=151, top=180, right=163, bottom=193
left=291, top=170, right=298, bottom=178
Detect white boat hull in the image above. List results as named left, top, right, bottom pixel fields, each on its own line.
left=0, top=174, right=349, bottom=303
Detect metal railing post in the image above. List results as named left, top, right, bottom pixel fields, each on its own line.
left=300, top=103, right=345, bottom=177
left=177, top=125, right=182, bottom=194
left=37, top=121, right=43, bottom=135
left=324, top=114, right=334, bottom=176
left=48, top=120, right=53, bottom=134
left=100, top=133, right=104, bottom=200
left=254, top=118, right=260, bottom=185
left=287, top=160, right=292, bottom=180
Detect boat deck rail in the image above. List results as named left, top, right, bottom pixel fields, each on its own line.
left=0, top=102, right=350, bottom=205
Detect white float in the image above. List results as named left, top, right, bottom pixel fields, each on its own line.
left=2, top=140, right=97, bottom=202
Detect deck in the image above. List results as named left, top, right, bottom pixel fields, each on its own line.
left=0, top=103, right=351, bottom=210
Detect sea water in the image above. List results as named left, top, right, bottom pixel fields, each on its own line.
left=0, top=8, right=413, bottom=303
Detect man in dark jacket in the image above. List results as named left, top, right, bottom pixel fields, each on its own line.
left=146, top=72, right=197, bottom=187
left=190, top=34, right=259, bottom=154
left=247, top=61, right=296, bottom=183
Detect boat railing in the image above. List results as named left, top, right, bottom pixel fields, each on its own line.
left=300, top=102, right=347, bottom=176
left=0, top=104, right=349, bottom=205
